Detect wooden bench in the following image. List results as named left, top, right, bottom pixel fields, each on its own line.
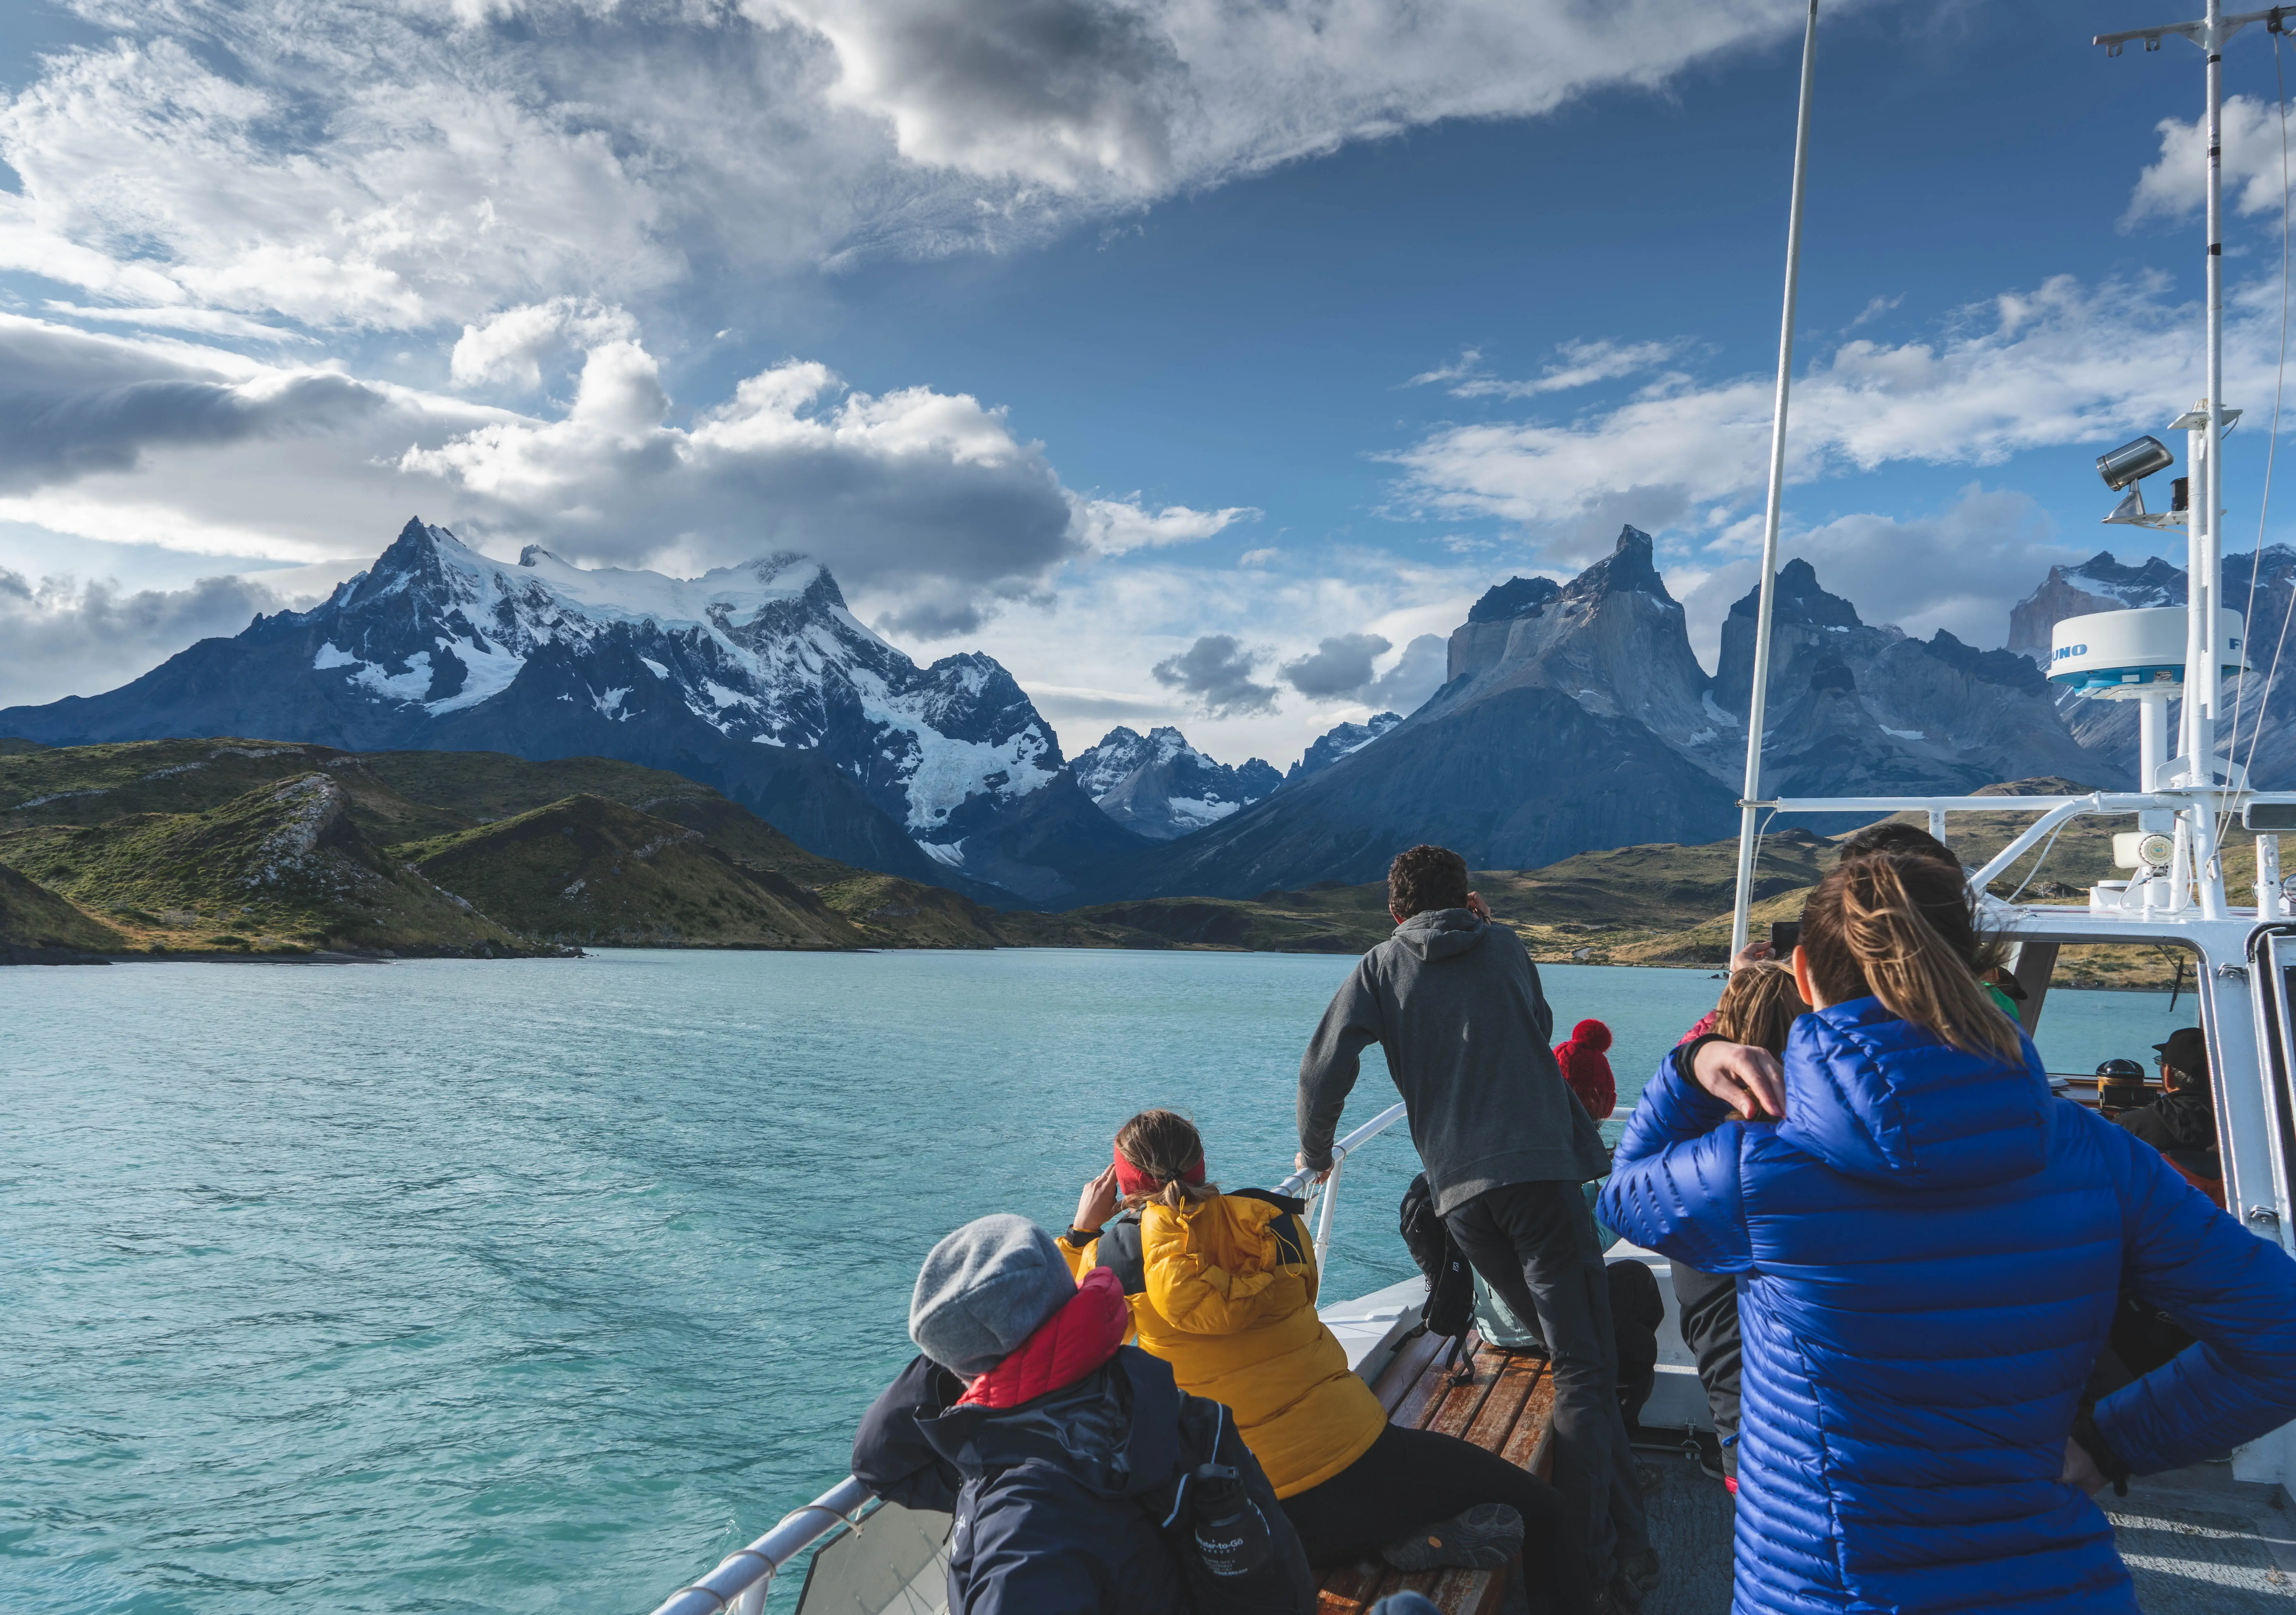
left=1315, top=1329, right=1555, bottom=1615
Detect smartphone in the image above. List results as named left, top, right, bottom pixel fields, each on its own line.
left=1769, top=920, right=1801, bottom=953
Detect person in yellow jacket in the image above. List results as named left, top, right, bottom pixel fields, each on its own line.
left=1060, top=1110, right=1595, bottom=1614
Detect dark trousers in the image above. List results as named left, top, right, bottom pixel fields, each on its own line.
left=1280, top=1422, right=1594, bottom=1615
left=1445, top=1180, right=1649, bottom=1585
left=1668, top=1262, right=1742, bottom=1480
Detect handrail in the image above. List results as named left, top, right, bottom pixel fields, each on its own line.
left=646, top=1105, right=1410, bottom=1615
left=647, top=1476, right=871, bottom=1615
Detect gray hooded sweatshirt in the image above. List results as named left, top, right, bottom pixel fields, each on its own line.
left=1298, top=907, right=1609, bottom=1216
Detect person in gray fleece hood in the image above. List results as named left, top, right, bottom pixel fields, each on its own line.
left=1296, top=844, right=1651, bottom=1607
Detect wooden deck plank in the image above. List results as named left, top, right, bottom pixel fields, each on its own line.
left=1368, top=1326, right=1445, bottom=1413
left=1500, top=1367, right=1557, bottom=1478
left=1388, top=1330, right=1477, bottom=1432
left=1315, top=1340, right=1557, bottom=1615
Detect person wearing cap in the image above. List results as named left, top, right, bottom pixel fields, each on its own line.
left=2118, top=1027, right=2217, bottom=1159
left=1060, top=1110, right=1596, bottom=1611
left=849, top=1212, right=1309, bottom=1615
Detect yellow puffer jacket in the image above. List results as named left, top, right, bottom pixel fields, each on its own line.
left=1059, top=1191, right=1387, bottom=1497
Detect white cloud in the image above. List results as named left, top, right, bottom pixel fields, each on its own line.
left=0, top=0, right=1866, bottom=335
left=2126, top=94, right=2296, bottom=226
left=1407, top=338, right=1684, bottom=399
left=450, top=298, right=642, bottom=390
left=1390, top=274, right=2227, bottom=568
left=1071, top=495, right=1256, bottom=554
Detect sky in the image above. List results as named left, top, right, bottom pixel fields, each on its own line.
left=2, top=0, right=2294, bottom=772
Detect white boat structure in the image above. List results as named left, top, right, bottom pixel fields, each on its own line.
left=645, top=6, right=2296, bottom=1611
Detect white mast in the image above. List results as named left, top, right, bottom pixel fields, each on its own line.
left=1728, top=0, right=1821, bottom=959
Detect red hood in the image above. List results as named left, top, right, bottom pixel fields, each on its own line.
left=956, top=1266, right=1130, bottom=1410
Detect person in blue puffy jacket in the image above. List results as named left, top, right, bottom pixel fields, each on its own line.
left=1599, top=852, right=2296, bottom=1613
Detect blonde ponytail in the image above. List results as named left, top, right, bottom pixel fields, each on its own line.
left=1802, top=854, right=2023, bottom=1062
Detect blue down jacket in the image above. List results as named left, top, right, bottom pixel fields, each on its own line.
left=1599, top=997, right=2296, bottom=1614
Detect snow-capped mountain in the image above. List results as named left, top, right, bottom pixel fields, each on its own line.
left=0, top=518, right=1146, bottom=902
left=1070, top=725, right=1280, bottom=841
left=1285, top=713, right=1402, bottom=785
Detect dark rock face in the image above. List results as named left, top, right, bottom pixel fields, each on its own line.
left=1713, top=561, right=2102, bottom=797
left=1069, top=725, right=1279, bottom=841
left=0, top=518, right=1148, bottom=904
left=2006, top=551, right=2185, bottom=663
left=1468, top=576, right=1562, bottom=624
left=1285, top=713, right=1402, bottom=785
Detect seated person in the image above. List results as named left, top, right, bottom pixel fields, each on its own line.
left=1668, top=961, right=1807, bottom=1490
left=1063, top=1109, right=1593, bottom=1613
left=2118, top=1026, right=2221, bottom=1193
left=850, top=1213, right=1312, bottom=1615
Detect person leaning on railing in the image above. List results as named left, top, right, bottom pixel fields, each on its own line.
left=1294, top=843, right=1654, bottom=1612
left=1060, top=1109, right=1597, bottom=1614
left=1600, top=851, right=2296, bottom=1615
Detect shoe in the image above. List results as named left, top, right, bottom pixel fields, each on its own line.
left=1619, top=1547, right=1662, bottom=1594
left=1379, top=1504, right=1525, bottom=1572
left=1697, top=1449, right=1727, bottom=1482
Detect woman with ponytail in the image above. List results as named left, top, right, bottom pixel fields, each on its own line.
left=1063, top=1110, right=1594, bottom=1612
left=1600, top=853, right=2296, bottom=1614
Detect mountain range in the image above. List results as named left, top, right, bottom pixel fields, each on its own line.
left=7, top=516, right=2286, bottom=907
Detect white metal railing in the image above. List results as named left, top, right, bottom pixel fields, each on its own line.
left=644, top=1103, right=1411, bottom=1615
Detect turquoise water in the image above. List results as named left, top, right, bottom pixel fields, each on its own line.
left=1, top=953, right=2195, bottom=1614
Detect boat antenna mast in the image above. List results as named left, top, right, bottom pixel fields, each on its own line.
left=1728, top=0, right=1821, bottom=960
left=2096, top=3, right=2290, bottom=917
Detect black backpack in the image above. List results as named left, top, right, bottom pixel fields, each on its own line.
left=1399, top=1173, right=1476, bottom=1373
left=1145, top=1394, right=1316, bottom=1615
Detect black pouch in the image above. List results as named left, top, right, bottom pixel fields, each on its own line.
left=1400, top=1172, right=1477, bottom=1373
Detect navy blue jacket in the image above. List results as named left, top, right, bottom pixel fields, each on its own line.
left=852, top=1346, right=1189, bottom=1615
left=1599, top=997, right=2296, bottom=1613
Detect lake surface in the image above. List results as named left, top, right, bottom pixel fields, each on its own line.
left=0, top=951, right=2197, bottom=1614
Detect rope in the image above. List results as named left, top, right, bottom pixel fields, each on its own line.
left=2004, top=817, right=2073, bottom=906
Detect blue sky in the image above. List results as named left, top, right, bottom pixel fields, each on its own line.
left=1, top=0, right=2291, bottom=769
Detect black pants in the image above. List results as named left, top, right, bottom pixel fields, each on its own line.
left=1669, top=1262, right=1742, bottom=1480
left=1445, top=1180, right=1649, bottom=1585
left=1280, top=1422, right=1594, bottom=1615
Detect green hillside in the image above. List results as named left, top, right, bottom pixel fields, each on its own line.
left=0, top=861, right=129, bottom=959
left=399, top=795, right=859, bottom=949
left=0, top=772, right=537, bottom=956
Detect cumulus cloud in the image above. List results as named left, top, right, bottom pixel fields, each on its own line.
left=0, top=0, right=1857, bottom=334
left=1280, top=632, right=1392, bottom=697
left=1389, top=274, right=2235, bottom=568
left=0, top=311, right=1254, bottom=636
left=0, top=567, right=291, bottom=706
left=1152, top=633, right=1278, bottom=716
left=2126, top=95, right=2296, bottom=226
left=450, top=298, right=641, bottom=390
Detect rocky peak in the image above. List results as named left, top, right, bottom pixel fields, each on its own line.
left=1728, top=557, right=1862, bottom=629
left=1563, top=525, right=1674, bottom=604
left=1469, top=575, right=1561, bottom=624
left=1286, top=712, right=1403, bottom=784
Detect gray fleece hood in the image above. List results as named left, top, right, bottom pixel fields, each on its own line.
left=1393, top=907, right=1489, bottom=962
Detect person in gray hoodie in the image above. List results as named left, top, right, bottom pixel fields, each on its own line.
left=1296, top=844, right=1653, bottom=1608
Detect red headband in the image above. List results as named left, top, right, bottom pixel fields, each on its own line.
left=1114, top=1142, right=1205, bottom=1198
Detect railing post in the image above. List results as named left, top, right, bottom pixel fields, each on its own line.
left=1313, top=1153, right=1344, bottom=1274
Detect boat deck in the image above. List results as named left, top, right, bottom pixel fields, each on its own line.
left=1314, top=1324, right=2296, bottom=1615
